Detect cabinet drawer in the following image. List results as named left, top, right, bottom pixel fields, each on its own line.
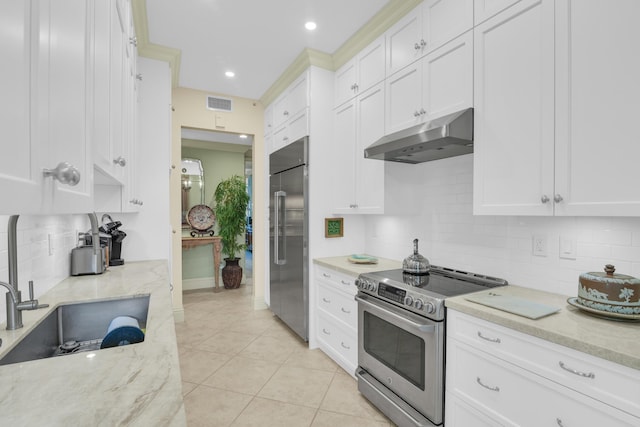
left=317, top=310, right=357, bottom=374
left=445, top=391, right=509, bottom=427
left=314, top=265, right=357, bottom=296
left=447, top=339, right=639, bottom=427
left=448, top=310, right=640, bottom=417
left=318, top=282, right=357, bottom=330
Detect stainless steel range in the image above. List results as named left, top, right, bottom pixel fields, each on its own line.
left=355, top=265, right=507, bottom=427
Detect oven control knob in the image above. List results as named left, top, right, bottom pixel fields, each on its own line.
left=424, top=301, right=435, bottom=314
left=414, top=299, right=424, bottom=310
left=368, top=283, right=376, bottom=292
left=404, top=295, right=414, bottom=306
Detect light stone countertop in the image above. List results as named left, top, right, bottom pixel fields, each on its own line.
left=0, top=260, right=186, bottom=426
left=314, top=256, right=639, bottom=371
left=446, top=285, right=640, bottom=371
left=313, top=255, right=402, bottom=277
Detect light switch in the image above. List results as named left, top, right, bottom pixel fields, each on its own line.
left=559, top=236, right=577, bottom=260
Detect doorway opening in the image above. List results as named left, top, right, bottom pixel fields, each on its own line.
left=180, top=127, right=253, bottom=292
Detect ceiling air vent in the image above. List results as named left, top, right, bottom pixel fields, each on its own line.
left=206, top=95, right=233, bottom=112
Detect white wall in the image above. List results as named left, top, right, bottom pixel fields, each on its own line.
left=0, top=214, right=88, bottom=323
left=365, top=154, right=640, bottom=297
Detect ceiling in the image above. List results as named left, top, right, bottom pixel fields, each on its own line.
left=142, top=0, right=390, bottom=101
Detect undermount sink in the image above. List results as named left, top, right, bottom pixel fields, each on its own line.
left=0, top=294, right=150, bottom=366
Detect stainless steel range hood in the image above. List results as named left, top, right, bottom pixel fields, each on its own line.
left=364, top=108, right=473, bottom=164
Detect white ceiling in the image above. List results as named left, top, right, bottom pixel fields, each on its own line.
left=145, top=0, right=389, bottom=100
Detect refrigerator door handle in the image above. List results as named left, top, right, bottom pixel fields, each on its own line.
left=274, top=190, right=287, bottom=265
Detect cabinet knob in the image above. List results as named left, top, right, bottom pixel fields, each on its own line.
left=413, top=110, right=421, bottom=117
left=554, top=194, right=563, bottom=203
left=414, top=42, right=421, bottom=51
left=541, top=195, right=550, bottom=204
left=419, top=108, right=426, bottom=115
left=283, top=110, right=289, bottom=116
left=43, top=162, right=81, bottom=186
left=129, top=36, right=137, bottom=47
left=136, top=73, right=143, bottom=81
left=113, top=157, right=127, bottom=167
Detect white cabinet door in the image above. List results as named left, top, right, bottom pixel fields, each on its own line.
left=473, top=0, right=555, bottom=215
left=286, top=72, right=309, bottom=119
left=0, top=1, right=42, bottom=213
left=332, top=100, right=358, bottom=211
left=385, top=4, right=422, bottom=76
left=423, top=0, right=474, bottom=53
left=333, top=83, right=385, bottom=214
left=263, top=104, right=274, bottom=136
left=421, top=30, right=473, bottom=120
left=385, top=62, right=422, bottom=133
left=355, top=84, right=385, bottom=213
left=474, top=0, right=523, bottom=24
left=41, top=0, right=93, bottom=213
left=334, top=58, right=358, bottom=107
left=357, top=35, right=386, bottom=95
left=554, top=0, right=640, bottom=216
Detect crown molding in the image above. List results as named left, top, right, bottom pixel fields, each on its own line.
left=332, top=0, right=422, bottom=69
left=259, top=49, right=333, bottom=106
left=132, top=0, right=181, bottom=87
left=259, top=0, right=422, bottom=105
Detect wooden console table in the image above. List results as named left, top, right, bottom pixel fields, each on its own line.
left=181, top=236, right=223, bottom=291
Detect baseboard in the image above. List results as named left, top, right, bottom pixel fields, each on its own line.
left=182, top=277, right=216, bottom=291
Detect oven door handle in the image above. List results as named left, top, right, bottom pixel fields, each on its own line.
left=355, top=295, right=436, bottom=333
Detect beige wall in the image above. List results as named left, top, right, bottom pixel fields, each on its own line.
left=171, top=87, right=265, bottom=320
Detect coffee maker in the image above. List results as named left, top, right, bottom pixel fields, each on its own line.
left=99, top=215, right=127, bottom=266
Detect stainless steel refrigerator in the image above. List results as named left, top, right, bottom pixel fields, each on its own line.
left=269, top=137, right=309, bottom=341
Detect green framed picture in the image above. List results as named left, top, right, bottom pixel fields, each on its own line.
left=325, top=218, right=344, bottom=238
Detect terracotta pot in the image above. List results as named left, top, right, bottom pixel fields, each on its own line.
left=578, top=264, right=640, bottom=315
left=221, top=257, right=243, bottom=289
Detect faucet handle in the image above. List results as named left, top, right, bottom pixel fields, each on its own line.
left=28, top=280, right=34, bottom=301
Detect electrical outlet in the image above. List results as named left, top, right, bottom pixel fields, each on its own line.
left=532, top=235, right=547, bottom=257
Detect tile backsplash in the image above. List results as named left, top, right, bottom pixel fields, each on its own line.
left=0, top=214, right=88, bottom=324
left=365, top=155, right=640, bottom=297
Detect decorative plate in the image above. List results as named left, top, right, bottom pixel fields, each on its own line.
left=348, top=254, right=378, bottom=264
left=187, top=204, right=216, bottom=231
left=567, top=297, right=640, bottom=322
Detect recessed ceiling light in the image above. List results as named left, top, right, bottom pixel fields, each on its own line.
left=239, top=134, right=248, bottom=139
left=225, top=71, right=235, bottom=78
left=305, top=21, right=317, bottom=31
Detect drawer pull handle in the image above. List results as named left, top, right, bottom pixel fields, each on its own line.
left=322, top=298, right=331, bottom=303
left=341, top=280, right=350, bottom=285
left=341, top=307, right=350, bottom=314
left=556, top=418, right=564, bottom=427
left=322, top=328, right=331, bottom=335
left=476, top=377, right=500, bottom=392
left=477, top=331, right=501, bottom=343
left=341, top=342, right=350, bottom=350
left=322, top=273, right=331, bottom=278
left=559, top=361, right=595, bottom=379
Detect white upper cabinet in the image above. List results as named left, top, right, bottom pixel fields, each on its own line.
left=386, top=0, right=473, bottom=76
left=386, top=31, right=473, bottom=134
left=333, top=83, right=385, bottom=214
left=268, top=71, right=310, bottom=153
left=474, top=0, right=523, bottom=24
left=273, top=72, right=309, bottom=129
left=334, top=36, right=385, bottom=107
left=263, top=104, right=274, bottom=136
left=554, top=0, right=640, bottom=216
left=0, top=1, right=41, bottom=213
left=474, top=0, right=640, bottom=216
left=473, top=0, right=555, bottom=215
left=0, top=0, right=94, bottom=215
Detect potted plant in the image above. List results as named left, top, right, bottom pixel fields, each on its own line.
left=213, top=175, right=250, bottom=289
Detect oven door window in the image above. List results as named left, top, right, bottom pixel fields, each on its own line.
left=363, top=311, right=425, bottom=390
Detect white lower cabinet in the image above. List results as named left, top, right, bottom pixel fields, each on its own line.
left=446, top=310, right=640, bottom=426
left=314, top=265, right=358, bottom=376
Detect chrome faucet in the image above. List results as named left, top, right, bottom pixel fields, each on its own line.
left=3, top=215, right=49, bottom=330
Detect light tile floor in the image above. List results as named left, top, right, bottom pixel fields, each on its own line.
left=177, top=282, right=394, bottom=427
